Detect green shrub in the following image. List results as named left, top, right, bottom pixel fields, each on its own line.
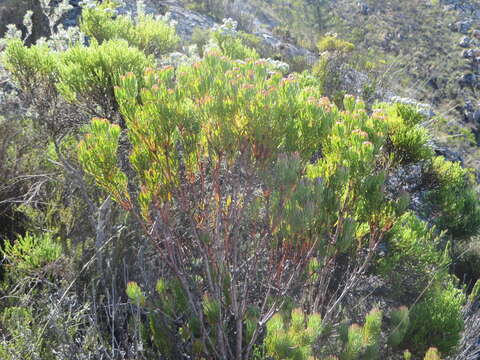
left=407, top=280, right=464, bottom=354
left=339, top=308, right=383, bottom=360
left=388, top=306, right=410, bottom=348
left=425, top=156, right=480, bottom=238
left=380, top=103, right=434, bottom=164
left=210, top=18, right=259, bottom=60
left=1, top=232, right=61, bottom=276
left=423, top=347, right=442, bottom=360
left=378, top=212, right=447, bottom=297
left=265, top=308, right=322, bottom=360
left=317, top=34, right=355, bottom=54
left=2, top=38, right=59, bottom=91
left=80, top=0, right=179, bottom=55
left=57, top=39, right=154, bottom=109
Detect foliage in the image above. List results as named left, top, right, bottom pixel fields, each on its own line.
left=388, top=306, right=410, bottom=348
left=423, top=347, right=442, bottom=360
left=1, top=2, right=479, bottom=360
left=378, top=212, right=447, bottom=298
left=1, top=232, right=61, bottom=276
left=317, top=34, right=355, bottom=54
left=425, top=156, right=480, bottom=238
left=264, top=308, right=322, bottom=360
left=209, top=18, right=259, bottom=60
left=407, top=280, right=465, bottom=354
left=338, top=308, right=383, bottom=360
left=80, top=0, right=179, bottom=55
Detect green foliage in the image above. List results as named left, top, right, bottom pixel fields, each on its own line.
left=388, top=306, right=410, bottom=348
left=317, top=34, right=355, bottom=54
left=57, top=39, right=154, bottom=106
left=126, top=281, right=145, bottom=306
left=378, top=212, right=447, bottom=296
left=340, top=308, right=383, bottom=360
left=78, top=118, right=130, bottom=207
left=265, top=308, right=322, bottom=360
left=2, top=38, right=58, bottom=90
left=407, top=281, right=465, bottom=354
left=80, top=0, right=179, bottom=55
left=210, top=19, right=259, bottom=60
left=423, top=347, right=442, bottom=360
left=469, top=278, right=480, bottom=302
left=425, top=156, right=480, bottom=238
left=1, top=232, right=61, bottom=276
left=379, top=103, right=434, bottom=164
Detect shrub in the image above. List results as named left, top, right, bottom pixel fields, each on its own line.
left=339, top=308, right=383, bottom=360
left=378, top=212, right=447, bottom=298
left=317, top=34, right=355, bottom=54
left=1, top=232, right=61, bottom=276
left=209, top=18, right=259, bottom=60
left=380, top=103, right=434, bottom=164
left=424, top=156, right=480, bottom=238
left=388, top=306, right=410, bottom=348
left=265, top=308, right=322, bottom=360
left=57, top=39, right=154, bottom=111
left=80, top=0, right=179, bottom=55
left=424, top=347, right=442, bottom=360
left=407, top=280, right=465, bottom=354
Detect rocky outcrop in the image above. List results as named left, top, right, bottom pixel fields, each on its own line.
left=0, top=0, right=49, bottom=41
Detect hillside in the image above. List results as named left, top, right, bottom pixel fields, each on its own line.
left=0, top=1, right=479, bottom=359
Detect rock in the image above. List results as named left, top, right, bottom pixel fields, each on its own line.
left=462, top=48, right=480, bottom=59
left=463, top=48, right=474, bottom=58
left=460, top=36, right=472, bottom=48
left=0, top=0, right=50, bottom=42
left=473, top=109, right=480, bottom=123
left=460, top=73, right=477, bottom=87
left=358, top=2, right=370, bottom=15
left=433, top=144, right=464, bottom=163
left=456, top=20, right=473, bottom=34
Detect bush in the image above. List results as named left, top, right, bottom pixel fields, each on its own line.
left=378, top=212, right=447, bottom=298
left=424, top=156, right=480, bottom=238
left=317, top=34, right=355, bottom=54
left=265, top=308, right=322, bottom=360
left=380, top=103, right=434, bottom=164
left=80, top=0, right=179, bottom=55
left=1, top=232, right=61, bottom=276
left=407, top=280, right=465, bottom=355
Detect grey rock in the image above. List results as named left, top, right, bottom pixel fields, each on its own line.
left=460, top=73, right=477, bottom=86
left=473, top=29, right=480, bottom=40
left=456, top=20, right=473, bottom=34
left=460, top=36, right=472, bottom=47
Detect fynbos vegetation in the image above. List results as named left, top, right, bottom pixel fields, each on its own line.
left=0, top=1, right=479, bottom=359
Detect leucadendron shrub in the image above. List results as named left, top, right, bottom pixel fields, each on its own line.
left=424, top=156, right=480, bottom=238
left=2, top=5, right=479, bottom=358
left=407, top=279, right=465, bottom=355
left=80, top=0, right=179, bottom=56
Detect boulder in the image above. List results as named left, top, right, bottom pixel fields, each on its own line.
left=473, top=29, right=480, bottom=40
left=0, top=0, right=49, bottom=41
left=456, top=20, right=473, bottom=34
left=460, top=36, right=472, bottom=48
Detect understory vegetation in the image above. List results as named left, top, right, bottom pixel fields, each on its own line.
left=0, top=1, right=480, bottom=360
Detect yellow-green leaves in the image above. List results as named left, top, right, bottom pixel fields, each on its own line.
left=3, top=39, right=59, bottom=90
left=126, top=281, right=145, bottom=306
left=80, top=0, right=179, bottom=55
left=265, top=308, right=322, bottom=360
left=78, top=118, right=130, bottom=209
left=57, top=39, right=154, bottom=106
left=425, top=156, right=480, bottom=237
